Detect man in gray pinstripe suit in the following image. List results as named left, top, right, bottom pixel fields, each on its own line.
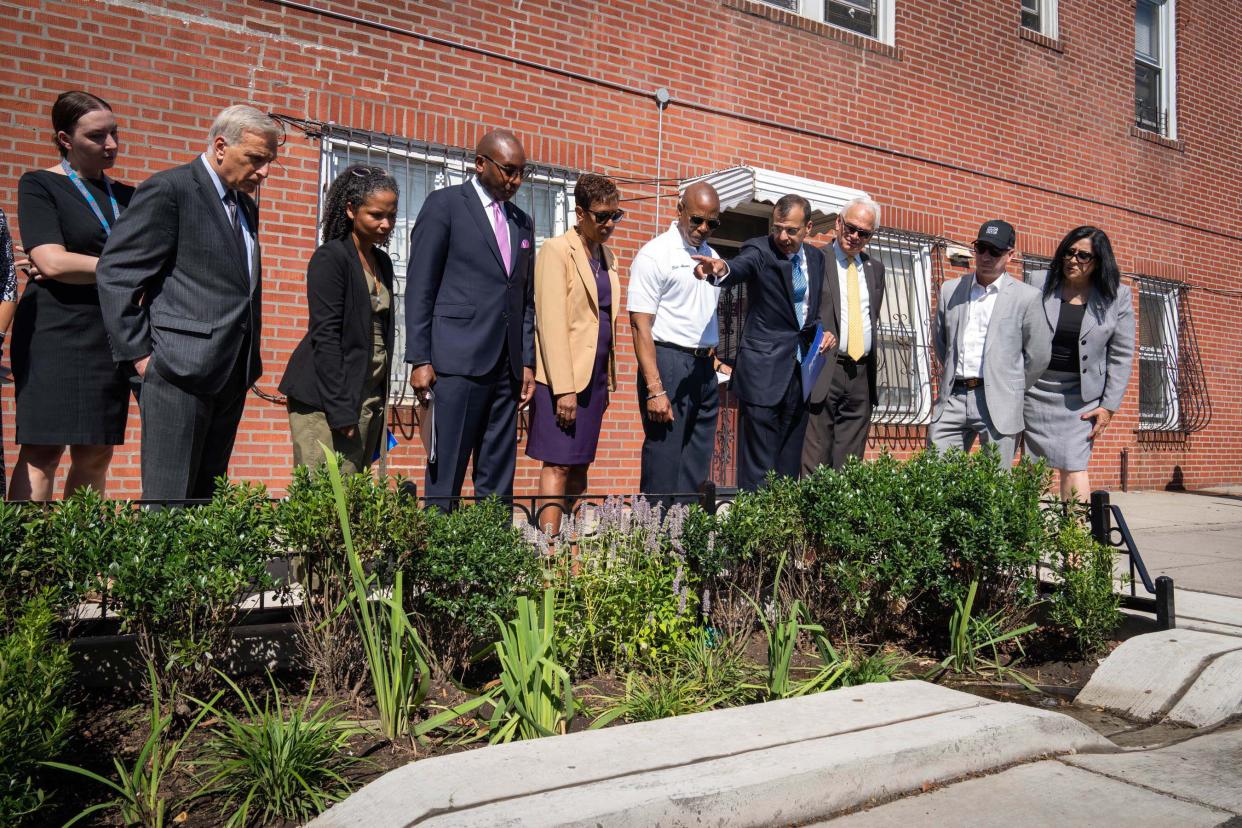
left=98, top=105, right=281, bottom=500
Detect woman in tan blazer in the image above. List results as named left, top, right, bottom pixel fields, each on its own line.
left=526, top=174, right=623, bottom=533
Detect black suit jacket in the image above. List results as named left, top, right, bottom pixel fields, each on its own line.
left=279, top=238, right=395, bottom=428
left=97, top=158, right=262, bottom=394
left=717, top=236, right=824, bottom=406
left=807, top=246, right=885, bottom=405
left=404, top=182, right=535, bottom=380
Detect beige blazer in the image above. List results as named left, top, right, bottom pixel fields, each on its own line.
left=533, top=228, right=620, bottom=395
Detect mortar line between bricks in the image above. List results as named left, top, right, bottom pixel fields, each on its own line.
left=1056, top=758, right=1241, bottom=818
left=404, top=699, right=993, bottom=825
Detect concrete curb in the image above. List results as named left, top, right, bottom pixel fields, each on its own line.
left=1076, top=629, right=1242, bottom=724
left=310, top=681, right=1111, bottom=827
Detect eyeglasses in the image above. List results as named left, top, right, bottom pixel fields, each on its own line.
left=1064, top=249, right=1095, bottom=264
left=349, top=166, right=385, bottom=177
left=479, top=154, right=529, bottom=181
left=839, top=219, right=874, bottom=240
left=588, top=209, right=626, bottom=224
left=972, top=242, right=1008, bottom=257
left=687, top=215, right=722, bottom=230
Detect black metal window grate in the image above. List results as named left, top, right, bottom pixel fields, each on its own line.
left=1134, top=274, right=1210, bottom=433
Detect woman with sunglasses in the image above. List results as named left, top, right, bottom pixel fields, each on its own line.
left=526, top=173, right=622, bottom=533
left=10, top=91, right=135, bottom=500
left=1023, top=226, right=1134, bottom=500
left=279, top=165, right=399, bottom=474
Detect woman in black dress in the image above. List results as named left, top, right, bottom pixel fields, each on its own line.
left=10, top=91, right=134, bottom=500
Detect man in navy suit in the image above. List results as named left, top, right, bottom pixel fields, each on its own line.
left=695, top=195, right=830, bottom=491
left=405, top=129, right=536, bottom=505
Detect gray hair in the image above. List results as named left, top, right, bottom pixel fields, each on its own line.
left=207, top=105, right=280, bottom=148
left=840, top=196, right=881, bottom=228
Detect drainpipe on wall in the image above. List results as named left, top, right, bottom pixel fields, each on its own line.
left=1120, top=447, right=1130, bottom=492
left=654, top=87, right=670, bottom=235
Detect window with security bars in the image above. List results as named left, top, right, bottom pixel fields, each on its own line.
left=1135, top=0, right=1176, bottom=136
left=1021, top=254, right=1052, bottom=286
left=1021, top=0, right=1057, bottom=38
left=868, top=230, right=937, bottom=425
left=1137, top=278, right=1180, bottom=431
left=321, top=130, right=578, bottom=403
left=757, top=0, right=890, bottom=42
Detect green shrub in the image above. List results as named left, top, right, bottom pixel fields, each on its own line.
left=1047, top=519, right=1122, bottom=656
left=0, top=597, right=73, bottom=825
left=108, top=481, right=275, bottom=703
left=279, top=462, right=430, bottom=697
left=3, top=490, right=122, bottom=628
left=550, top=497, right=700, bottom=676
left=799, top=448, right=1050, bottom=639
left=190, top=674, right=363, bottom=827
left=408, top=498, right=542, bottom=675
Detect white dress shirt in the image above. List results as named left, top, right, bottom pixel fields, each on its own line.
left=200, top=154, right=255, bottom=284
left=627, top=222, right=722, bottom=348
left=833, top=240, right=872, bottom=357
left=957, top=273, right=1002, bottom=379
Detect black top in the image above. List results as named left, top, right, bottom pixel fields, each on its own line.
left=18, top=168, right=135, bottom=255
left=1048, top=300, right=1087, bottom=373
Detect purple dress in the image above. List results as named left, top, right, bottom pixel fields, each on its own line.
left=526, top=255, right=612, bottom=465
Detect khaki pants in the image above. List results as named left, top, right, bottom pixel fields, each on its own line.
left=287, top=390, right=385, bottom=476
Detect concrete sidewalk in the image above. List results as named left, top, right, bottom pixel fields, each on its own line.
left=822, top=726, right=1242, bottom=827
left=1110, top=490, right=1242, bottom=599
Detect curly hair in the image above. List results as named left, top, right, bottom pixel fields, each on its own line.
left=573, top=173, right=618, bottom=211
left=321, top=165, right=400, bottom=245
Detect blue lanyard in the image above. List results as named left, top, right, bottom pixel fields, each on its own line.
left=61, top=159, right=120, bottom=236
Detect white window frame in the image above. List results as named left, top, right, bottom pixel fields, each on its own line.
left=1137, top=281, right=1180, bottom=431
left=320, top=136, right=576, bottom=400
left=1020, top=0, right=1058, bottom=39
left=1135, top=0, right=1178, bottom=138
left=760, top=0, right=895, bottom=45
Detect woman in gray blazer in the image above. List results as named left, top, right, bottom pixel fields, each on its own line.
left=1024, top=226, right=1134, bottom=500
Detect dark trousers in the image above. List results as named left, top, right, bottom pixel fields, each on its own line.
left=801, top=356, right=872, bottom=475
left=139, top=347, right=249, bottom=501
left=425, top=353, right=520, bottom=508
left=638, top=345, right=719, bottom=498
left=738, top=362, right=807, bottom=491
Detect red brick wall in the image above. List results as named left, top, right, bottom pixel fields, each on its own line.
left=2, top=0, right=1239, bottom=497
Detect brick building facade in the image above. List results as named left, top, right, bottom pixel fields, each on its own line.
left=1, top=0, right=1238, bottom=498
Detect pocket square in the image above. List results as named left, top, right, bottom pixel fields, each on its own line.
left=521, top=238, right=531, bottom=249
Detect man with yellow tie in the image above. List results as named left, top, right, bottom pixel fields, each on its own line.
left=801, top=197, right=886, bottom=473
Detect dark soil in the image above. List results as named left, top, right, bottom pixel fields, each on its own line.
left=39, top=625, right=1122, bottom=827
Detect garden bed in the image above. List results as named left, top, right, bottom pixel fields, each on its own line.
left=3, top=448, right=1128, bottom=826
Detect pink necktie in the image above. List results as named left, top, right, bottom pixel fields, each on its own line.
left=491, top=200, right=512, bottom=274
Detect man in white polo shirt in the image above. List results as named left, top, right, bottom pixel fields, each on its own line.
left=628, top=181, right=729, bottom=497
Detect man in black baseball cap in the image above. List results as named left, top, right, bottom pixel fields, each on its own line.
left=928, top=219, right=1050, bottom=465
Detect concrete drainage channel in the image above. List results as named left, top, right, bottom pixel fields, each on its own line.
left=308, top=630, right=1242, bottom=828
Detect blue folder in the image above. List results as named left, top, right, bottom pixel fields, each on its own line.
left=800, top=323, right=827, bottom=401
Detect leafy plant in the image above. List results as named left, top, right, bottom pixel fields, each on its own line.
left=593, top=633, right=756, bottom=725
left=46, top=662, right=216, bottom=828
left=279, top=461, right=429, bottom=697
left=0, top=597, right=73, bottom=825
left=408, top=498, right=542, bottom=675
left=189, top=673, right=364, bottom=827
left=107, top=481, right=276, bottom=705
left=321, top=450, right=435, bottom=746
left=546, top=497, right=700, bottom=676
left=484, top=589, right=576, bottom=743
left=934, top=580, right=1038, bottom=689
left=756, top=597, right=849, bottom=700
left=1046, top=519, right=1122, bottom=656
